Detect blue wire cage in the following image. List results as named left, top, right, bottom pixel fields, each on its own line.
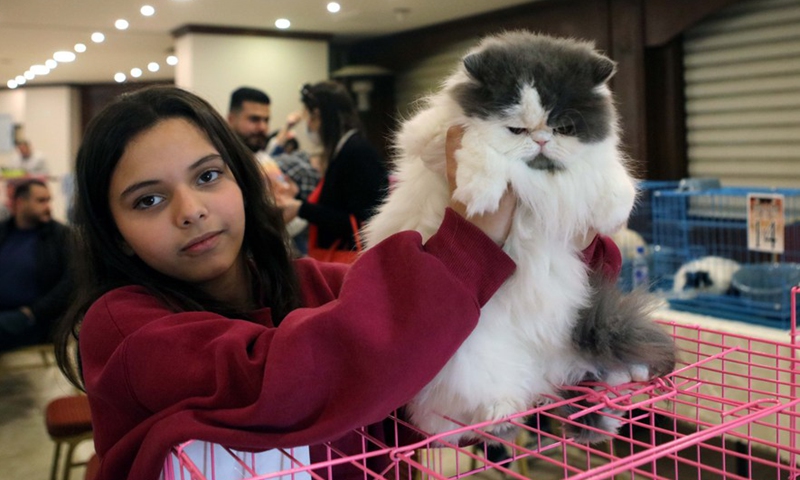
left=650, top=186, right=800, bottom=328
left=616, top=181, right=682, bottom=293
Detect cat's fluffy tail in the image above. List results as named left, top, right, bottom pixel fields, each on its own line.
left=558, top=272, right=677, bottom=444
left=572, top=272, right=676, bottom=380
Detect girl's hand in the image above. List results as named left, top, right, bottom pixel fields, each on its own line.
left=445, top=125, right=516, bottom=245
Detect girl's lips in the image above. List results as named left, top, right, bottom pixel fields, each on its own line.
left=181, top=231, right=222, bottom=254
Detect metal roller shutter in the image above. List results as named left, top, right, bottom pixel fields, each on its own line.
left=684, top=0, right=800, bottom=187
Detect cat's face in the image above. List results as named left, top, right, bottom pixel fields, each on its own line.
left=450, top=32, right=617, bottom=173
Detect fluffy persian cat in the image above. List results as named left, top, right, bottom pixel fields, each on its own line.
left=363, top=31, right=676, bottom=443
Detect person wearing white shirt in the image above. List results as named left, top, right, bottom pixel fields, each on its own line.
left=9, top=140, right=48, bottom=176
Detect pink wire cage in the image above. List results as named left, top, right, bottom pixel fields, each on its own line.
left=165, top=287, right=800, bottom=480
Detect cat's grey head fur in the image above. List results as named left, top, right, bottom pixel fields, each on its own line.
left=450, top=31, right=617, bottom=144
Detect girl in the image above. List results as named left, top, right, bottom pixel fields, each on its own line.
left=279, top=81, right=389, bottom=262
left=54, top=86, right=618, bottom=480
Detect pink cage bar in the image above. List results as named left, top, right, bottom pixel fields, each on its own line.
left=165, top=287, right=800, bottom=480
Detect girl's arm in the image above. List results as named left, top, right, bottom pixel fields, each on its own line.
left=80, top=208, right=515, bottom=458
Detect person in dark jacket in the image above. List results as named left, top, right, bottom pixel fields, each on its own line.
left=278, top=81, right=389, bottom=256
left=0, top=179, right=72, bottom=351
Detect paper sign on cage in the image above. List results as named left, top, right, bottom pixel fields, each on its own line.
left=747, top=193, right=785, bottom=254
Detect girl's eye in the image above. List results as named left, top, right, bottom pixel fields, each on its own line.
left=554, top=124, right=577, bottom=136
left=198, top=169, right=221, bottom=184
left=507, top=127, right=528, bottom=135
left=134, top=195, right=164, bottom=210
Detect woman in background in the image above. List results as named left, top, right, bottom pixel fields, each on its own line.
left=278, top=81, right=388, bottom=262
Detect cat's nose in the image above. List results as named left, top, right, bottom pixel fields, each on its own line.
left=531, top=131, right=552, bottom=146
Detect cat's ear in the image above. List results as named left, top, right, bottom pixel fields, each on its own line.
left=462, top=53, right=485, bottom=83
left=592, top=56, right=617, bottom=85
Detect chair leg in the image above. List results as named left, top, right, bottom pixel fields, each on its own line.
left=61, top=434, right=93, bottom=480
left=50, top=441, right=62, bottom=480
left=63, top=439, right=80, bottom=480
left=516, top=429, right=529, bottom=478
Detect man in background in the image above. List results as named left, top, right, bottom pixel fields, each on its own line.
left=227, top=87, right=272, bottom=154
left=0, top=179, right=71, bottom=352
left=227, top=87, right=319, bottom=256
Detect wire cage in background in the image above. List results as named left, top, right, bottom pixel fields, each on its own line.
left=165, top=289, right=800, bottom=480
left=616, top=181, right=681, bottom=292
left=650, top=186, right=800, bottom=328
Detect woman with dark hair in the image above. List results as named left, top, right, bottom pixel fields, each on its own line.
left=278, top=81, right=388, bottom=262
left=52, top=85, right=523, bottom=480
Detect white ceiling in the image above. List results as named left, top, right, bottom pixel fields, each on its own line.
left=0, top=0, right=535, bottom=87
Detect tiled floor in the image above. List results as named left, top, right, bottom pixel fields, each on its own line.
left=0, top=347, right=94, bottom=480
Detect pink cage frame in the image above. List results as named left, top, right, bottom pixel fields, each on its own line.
left=165, top=287, right=800, bottom=480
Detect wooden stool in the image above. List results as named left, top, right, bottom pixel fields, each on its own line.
left=45, top=394, right=94, bottom=480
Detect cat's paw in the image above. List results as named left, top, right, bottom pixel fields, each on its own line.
left=592, top=177, right=636, bottom=235
left=472, top=398, right=527, bottom=437
left=562, top=407, right=623, bottom=444
left=603, top=363, right=650, bottom=386
left=452, top=134, right=509, bottom=217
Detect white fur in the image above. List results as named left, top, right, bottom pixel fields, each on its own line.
left=363, top=44, right=637, bottom=443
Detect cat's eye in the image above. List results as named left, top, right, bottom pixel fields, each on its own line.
left=554, top=124, right=577, bottom=136
left=507, top=127, right=528, bottom=135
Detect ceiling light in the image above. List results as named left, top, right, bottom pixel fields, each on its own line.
left=130, top=68, right=142, bottom=78
left=115, top=19, right=129, bottom=30
left=140, top=5, right=155, bottom=16
left=327, top=2, right=341, bottom=13
left=114, top=72, right=126, bottom=83
left=24, top=71, right=35, bottom=80
left=31, top=65, right=50, bottom=75
left=275, top=18, right=290, bottom=29
left=75, top=43, right=87, bottom=53
left=147, top=62, right=160, bottom=72
left=45, top=59, right=58, bottom=69
left=54, top=51, right=77, bottom=62
left=7, top=80, right=18, bottom=89
left=91, top=32, right=105, bottom=43
left=166, top=55, right=178, bottom=66
left=15, top=75, right=26, bottom=84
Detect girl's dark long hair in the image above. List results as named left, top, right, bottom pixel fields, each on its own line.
left=54, top=86, right=301, bottom=390
left=300, top=81, right=362, bottom=170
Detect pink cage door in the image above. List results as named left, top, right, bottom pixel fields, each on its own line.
left=165, top=287, right=800, bottom=480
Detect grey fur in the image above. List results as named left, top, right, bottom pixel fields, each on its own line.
left=451, top=33, right=617, bottom=143
left=526, top=153, right=564, bottom=172
left=555, top=272, right=677, bottom=443
left=572, top=271, right=676, bottom=378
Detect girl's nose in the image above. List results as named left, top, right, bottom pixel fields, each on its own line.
left=174, top=188, right=208, bottom=226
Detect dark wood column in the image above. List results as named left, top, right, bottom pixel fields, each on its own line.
left=609, top=0, right=648, bottom=166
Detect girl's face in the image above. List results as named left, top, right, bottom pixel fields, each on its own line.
left=108, top=117, right=248, bottom=294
